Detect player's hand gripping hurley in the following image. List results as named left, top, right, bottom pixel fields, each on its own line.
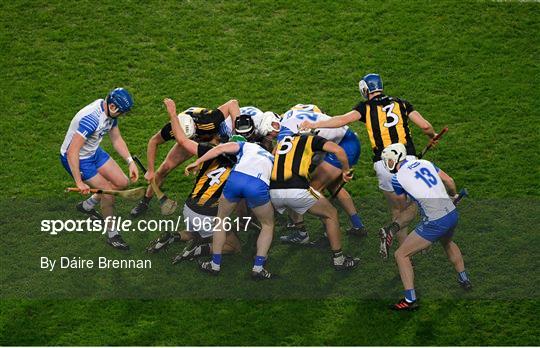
left=417, top=126, right=448, bottom=159
left=132, top=156, right=178, bottom=215
left=66, top=187, right=145, bottom=200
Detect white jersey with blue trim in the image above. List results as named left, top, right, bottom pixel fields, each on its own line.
left=278, top=109, right=348, bottom=143
left=233, top=141, right=274, bottom=185
left=392, top=159, right=455, bottom=221
left=60, top=99, right=118, bottom=159
left=220, top=106, right=265, bottom=138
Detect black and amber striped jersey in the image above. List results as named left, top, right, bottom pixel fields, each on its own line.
left=270, top=134, right=327, bottom=189
left=185, top=143, right=235, bottom=215
left=159, top=107, right=225, bottom=141
left=353, top=94, right=417, bottom=162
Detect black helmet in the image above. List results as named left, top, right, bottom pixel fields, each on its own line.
left=234, top=114, right=255, bottom=140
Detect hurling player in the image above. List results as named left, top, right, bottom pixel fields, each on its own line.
left=130, top=98, right=240, bottom=217
left=379, top=143, right=471, bottom=311
left=300, top=74, right=439, bottom=247
left=60, top=88, right=137, bottom=250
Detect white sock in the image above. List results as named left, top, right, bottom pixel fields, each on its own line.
left=210, top=261, right=221, bottom=271
left=83, top=196, right=99, bottom=210
left=107, top=229, right=119, bottom=238
left=252, top=265, right=263, bottom=272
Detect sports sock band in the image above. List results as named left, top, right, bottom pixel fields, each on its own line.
left=404, top=289, right=416, bottom=303
left=350, top=214, right=364, bottom=228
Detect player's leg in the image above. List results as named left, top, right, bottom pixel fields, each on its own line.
left=132, top=144, right=192, bottom=217
left=313, top=144, right=366, bottom=235
left=307, top=192, right=359, bottom=270
left=199, top=195, right=238, bottom=274
left=84, top=172, right=129, bottom=250
left=383, top=190, right=416, bottom=245
left=392, top=231, right=431, bottom=310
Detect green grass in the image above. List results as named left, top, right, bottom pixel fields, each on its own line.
left=1, top=0, right=539, bottom=345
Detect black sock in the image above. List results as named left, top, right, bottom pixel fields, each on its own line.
left=142, top=196, right=152, bottom=204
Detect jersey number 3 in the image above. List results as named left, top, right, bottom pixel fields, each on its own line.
left=382, top=103, right=399, bottom=128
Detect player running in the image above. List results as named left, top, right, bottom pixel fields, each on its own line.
left=145, top=98, right=242, bottom=260
left=185, top=137, right=276, bottom=280
left=270, top=133, right=360, bottom=270
left=300, top=74, right=438, bottom=246
left=278, top=105, right=367, bottom=244
left=378, top=143, right=472, bottom=311
left=129, top=99, right=240, bottom=217
left=60, top=88, right=137, bottom=250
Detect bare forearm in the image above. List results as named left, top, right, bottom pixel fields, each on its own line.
left=112, top=138, right=131, bottom=161
left=314, top=115, right=350, bottom=129
left=67, top=149, right=83, bottom=184
left=146, top=139, right=159, bottom=173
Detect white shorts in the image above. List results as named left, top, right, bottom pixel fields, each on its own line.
left=373, top=155, right=417, bottom=192
left=183, top=204, right=215, bottom=238
left=270, top=188, right=321, bottom=215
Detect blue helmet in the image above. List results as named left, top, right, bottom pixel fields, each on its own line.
left=358, top=73, right=383, bottom=99
left=107, top=88, right=134, bottom=113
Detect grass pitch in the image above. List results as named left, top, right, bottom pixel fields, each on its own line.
left=1, top=0, right=539, bottom=345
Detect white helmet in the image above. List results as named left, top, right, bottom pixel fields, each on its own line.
left=177, top=113, right=196, bottom=139
left=291, top=104, right=322, bottom=113
left=260, top=111, right=281, bottom=135
left=381, top=143, right=407, bottom=172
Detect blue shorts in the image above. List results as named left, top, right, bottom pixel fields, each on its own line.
left=324, top=129, right=361, bottom=169
left=415, top=209, right=459, bottom=242
left=223, top=171, right=270, bottom=208
left=60, top=147, right=110, bottom=181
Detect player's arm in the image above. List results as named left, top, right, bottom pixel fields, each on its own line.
left=66, top=133, right=90, bottom=194
left=164, top=98, right=198, bottom=155
left=109, top=126, right=138, bottom=182
left=184, top=142, right=240, bottom=176
left=145, top=131, right=167, bottom=181
left=218, top=99, right=240, bottom=133
left=301, top=110, right=361, bottom=130
left=438, top=168, right=458, bottom=197
left=321, top=141, right=352, bottom=182
left=408, top=110, right=436, bottom=139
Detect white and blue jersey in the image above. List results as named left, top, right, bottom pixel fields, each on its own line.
left=392, top=159, right=458, bottom=242
left=279, top=109, right=361, bottom=169
left=222, top=141, right=274, bottom=208
left=219, top=106, right=265, bottom=138
left=59, top=99, right=116, bottom=181
left=278, top=109, right=347, bottom=143
left=60, top=99, right=117, bottom=159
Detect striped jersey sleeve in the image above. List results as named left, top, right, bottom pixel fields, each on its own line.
left=76, top=114, right=99, bottom=138
left=391, top=174, right=405, bottom=195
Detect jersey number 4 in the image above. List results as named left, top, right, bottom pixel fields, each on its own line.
left=206, top=167, right=227, bottom=186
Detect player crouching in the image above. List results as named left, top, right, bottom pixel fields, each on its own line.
left=270, top=133, right=359, bottom=270
left=185, top=136, right=276, bottom=280
left=379, top=143, right=472, bottom=311
left=145, top=98, right=242, bottom=260
left=60, top=88, right=137, bottom=250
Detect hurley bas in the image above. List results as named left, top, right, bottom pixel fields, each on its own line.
left=41, top=256, right=152, bottom=271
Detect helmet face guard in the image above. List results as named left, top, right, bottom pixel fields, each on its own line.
left=107, top=88, right=134, bottom=113
left=260, top=111, right=281, bottom=135
left=235, top=114, right=255, bottom=139
left=381, top=143, right=407, bottom=173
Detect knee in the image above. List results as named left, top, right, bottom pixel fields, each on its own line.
left=112, top=176, right=129, bottom=190
left=157, top=162, right=173, bottom=176
left=394, top=248, right=405, bottom=260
